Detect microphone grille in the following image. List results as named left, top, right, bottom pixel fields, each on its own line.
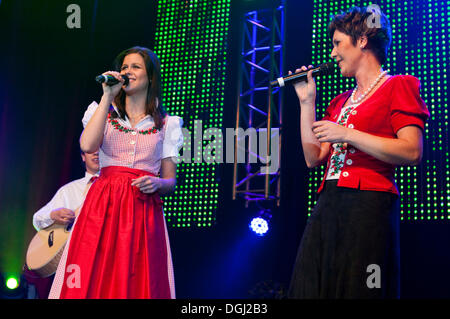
left=95, top=75, right=107, bottom=83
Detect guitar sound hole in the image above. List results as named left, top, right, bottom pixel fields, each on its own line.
left=48, top=231, right=54, bottom=247
left=66, top=222, right=74, bottom=232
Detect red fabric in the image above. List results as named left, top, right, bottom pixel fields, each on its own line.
left=58, top=166, right=170, bottom=299
left=318, top=75, right=430, bottom=194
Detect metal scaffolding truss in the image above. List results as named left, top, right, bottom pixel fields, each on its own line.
left=233, top=1, right=285, bottom=207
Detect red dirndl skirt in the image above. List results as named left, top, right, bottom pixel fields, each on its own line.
left=57, top=166, right=171, bottom=299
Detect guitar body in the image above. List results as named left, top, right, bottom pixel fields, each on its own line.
left=26, top=222, right=73, bottom=278
left=25, top=181, right=92, bottom=278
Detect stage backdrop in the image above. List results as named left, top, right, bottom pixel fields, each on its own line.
left=0, top=0, right=449, bottom=298
left=154, top=0, right=231, bottom=229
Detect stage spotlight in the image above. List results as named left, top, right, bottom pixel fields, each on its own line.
left=6, top=276, right=19, bottom=290
left=250, top=217, right=269, bottom=236
left=249, top=210, right=272, bottom=236
left=1, top=274, right=26, bottom=299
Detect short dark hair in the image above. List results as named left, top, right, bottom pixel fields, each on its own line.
left=328, top=6, right=392, bottom=65
left=112, top=46, right=167, bottom=129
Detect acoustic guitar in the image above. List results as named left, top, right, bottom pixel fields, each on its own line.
left=25, top=178, right=94, bottom=278
left=25, top=220, right=75, bottom=278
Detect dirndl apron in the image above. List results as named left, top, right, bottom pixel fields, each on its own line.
left=48, top=166, right=173, bottom=298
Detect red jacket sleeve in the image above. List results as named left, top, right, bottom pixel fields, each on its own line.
left=390, top=75, right=430, bottom=133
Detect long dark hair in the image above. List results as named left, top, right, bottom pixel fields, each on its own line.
left=112, top=46, right=166, bottom=129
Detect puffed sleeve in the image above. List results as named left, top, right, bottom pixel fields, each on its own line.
left=390, top=75, right=430, bottom=133
left=162, top=116, right=184, bottom=159
left=81, top=101, right=99, bottom=128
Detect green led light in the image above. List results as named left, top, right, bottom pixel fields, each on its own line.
left=155, top=0, right=231, bottom=228
left=6, top=277, right=19, bottom=290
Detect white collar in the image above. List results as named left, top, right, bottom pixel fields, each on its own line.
left=111, top=104, right=154, bottom=128
left=84, top=171, right=99, bottom=184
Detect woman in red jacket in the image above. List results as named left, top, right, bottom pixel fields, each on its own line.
left=289, top=6, right=429, bottom=298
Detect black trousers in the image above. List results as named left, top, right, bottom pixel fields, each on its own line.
left=289, top=180, right=400, bottom=299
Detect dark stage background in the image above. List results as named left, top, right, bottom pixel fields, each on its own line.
left=0, top=0, right=449, bottom=298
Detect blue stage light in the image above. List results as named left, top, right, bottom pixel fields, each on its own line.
left=249, top=217, right=269, bottom=236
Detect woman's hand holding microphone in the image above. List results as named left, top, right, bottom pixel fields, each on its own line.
left=101, top=71, right=126, bottom=101
left=289, top=65, right=316, bottom=106
left=289, top=65, right=349, bottom=145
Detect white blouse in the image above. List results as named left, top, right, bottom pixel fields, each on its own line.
left=82, top=101, right=184, bottom=175
left=32, top=172, right=97, bottom=230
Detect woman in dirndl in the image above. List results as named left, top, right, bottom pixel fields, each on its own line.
left=288, top=6, right=429, bottom=298
left=49, top=46, right=183, bottom=299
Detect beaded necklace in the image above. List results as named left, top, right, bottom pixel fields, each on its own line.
left=350, top=70, right=389, bottom=104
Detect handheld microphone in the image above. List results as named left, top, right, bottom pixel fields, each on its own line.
left=270, top=62, right=335, bottom=87
left=95, top=74, right=129, bottom=86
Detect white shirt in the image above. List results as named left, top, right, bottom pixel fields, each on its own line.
left=32, top=172, right=97, bottom=231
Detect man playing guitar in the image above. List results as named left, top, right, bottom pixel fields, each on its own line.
left=23, top=150, right=99, bottom=299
